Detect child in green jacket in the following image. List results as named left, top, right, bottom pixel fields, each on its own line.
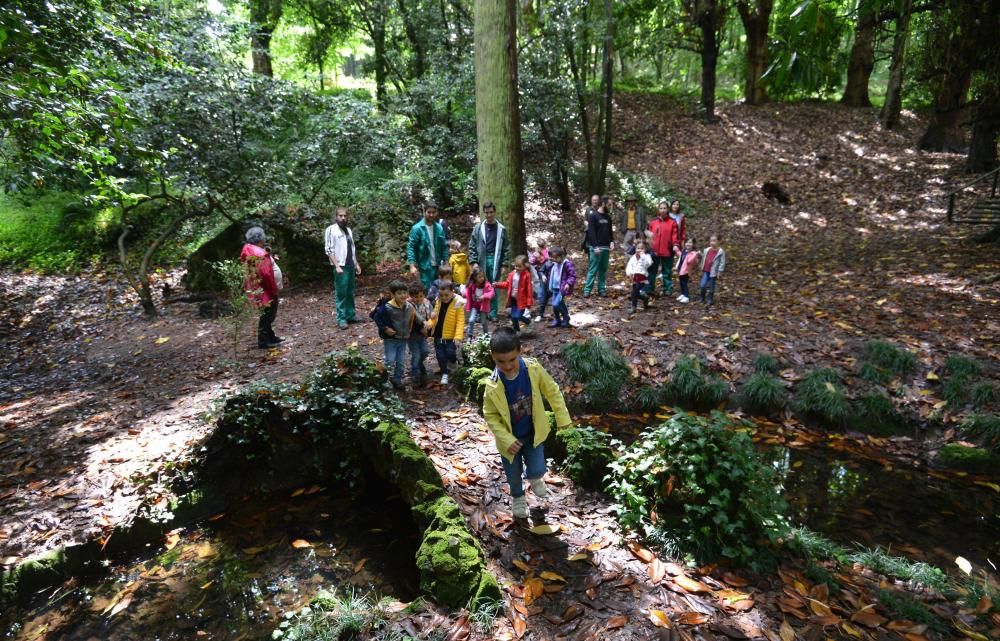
left=482, top=328, right=572, bottom=519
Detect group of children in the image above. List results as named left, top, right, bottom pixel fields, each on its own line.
left=625, top=232, right=726, bottom=314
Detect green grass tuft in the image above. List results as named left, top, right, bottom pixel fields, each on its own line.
left=794, top=368, right=849, bottom=426
left=850, top=393, right=909, bottom=436
left=941, top=356, right=983, bottom=407
left=851, top=547, right=949, bottom=591
left=634, top=384, right=666, bottom=412
left=665, top=355, right=730, bottom=409
left=876, top=589, right=945, bottom=630
left=960, top=414, right=1000, bottom=452
left=561, top=337, right=631, bottom=411
left=935, top=443, right=1000, bottom=474
left=972, top=382, right=999, bottom=409
left=752, top=353, right=781, bottom=375
left=741, top=372, right=786, bottom=414
left=861, top=340, right=917, bottom=378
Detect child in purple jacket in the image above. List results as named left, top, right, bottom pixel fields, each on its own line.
left=545, top=246, right=576, bottom=328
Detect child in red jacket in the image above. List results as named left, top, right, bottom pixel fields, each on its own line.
left=495, top=255, right=535, bottom=334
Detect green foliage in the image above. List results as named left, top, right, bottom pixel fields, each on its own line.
left=606, top=411, right=787, bottom=566
left=935, top=443, right=1000, bottom=475
left=460, top=333, right=494, bottom=372
left=561, top=337, right=631, bottom=411
left=765, top=0, right=850, bottom=99
left=740, top=372, right=786, bottom=414
left=876, top=589, right=945, bottom=630
left=454, top=334, right=495, bottom=406
left=941, top=356, right=983, bottom=406
left=960, top=414, right=1000, bottom=452
left=212, top=259, right=258, bottom=362
left=851, top=548, right=949, bottom=591
left=972, top=382, right=999, bottom=409
left=273, top=589, right=395, bottom=641
left=664, top=355, right=729, bottom=409
left=634, top=385, right=667, bottom=412
left=794, top=368, right=849, bottom=426
left=0, top=193, right=107, bottom=272
left=752, top=353, right=782, bottom=376
left=556, top=426, right=616, bottom=491
left=850, top=393, right=908, bottom=437
left=860, top=340, right=918, bottom=382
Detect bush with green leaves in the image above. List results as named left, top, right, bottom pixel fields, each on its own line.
left=633, top=384, right=667, bottom=412
left=858, top=340, right=918, bottom=384
left=211, top=259, right=258, bottom=361
left=454, top=334, right=495, bottom=406
left=941, top=356, right=982, bottom=407
left=794, top=368, right=850, bottom=426
left=607, top=411, right=788, bottom=565
left=849, top=392, right=909, bottom=436
left=555, top=425, right=617, bottom=491
left=561, top=336, right=631, bottom=411
left=664, top=355, right=729, bottom=409
left=960, top=414, right=1000, bottom=452
left=740, top=372, right=786, bottom=414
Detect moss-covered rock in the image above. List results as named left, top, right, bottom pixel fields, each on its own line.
left=0, top=543, right=102, bottom=606
left=414, top=496, right=495, bottom=608
left=374, top=421, right=443, bottom=504
left=934, top=443, right=1000, bottom=474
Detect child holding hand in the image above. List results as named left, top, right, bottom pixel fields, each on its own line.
left=465, top=269, right=494, bottom=339
left=494, top=255, right=535, bottom=334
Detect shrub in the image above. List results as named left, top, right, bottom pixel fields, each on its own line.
left=934, top=443, right=1000, bottom=475
left=740, top=372, right=786, bottom=414
left=561, top=337, right=631, bottom=411
left=972, top=382, right=999, bottom=409
left=633, top=384, right=667, bottom=412
left=860, top=340, right=917, bottom=383
left=455, top=334, right=495, bottom=406
left=752, top=353, right=781, bottom=375
left=795, top=368, right=849, bottom=426
left=273, top=589, right=395, bottom=641
left=211, top=259, right=259, bottom=361
left=960, top=414, right=1000, bottom=452
left=849, top=393, right=908, bottom=436
left=941, top=356, right=982, bottom=406
left=606, top=411, right=787, bottom=566
left=665, top=355, right=730, bottom=409
left=556, top=426, right=616, bottom=491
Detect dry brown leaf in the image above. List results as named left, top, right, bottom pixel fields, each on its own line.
left=779, top=620, right=795, bottom=641
left=524, top=577, right=545, bottom=606
left=677, top=612, right=710, bottom=625
left=649, top=610, right=672, bottom=628
left=627, top=541, right=654, bottom=563
left=808, top=598, right=833, bottom=617
left=607, top=615, right=628, bottom=630
left=291, top=539, right=313, bottom=549
left=540, top=570, right=567, bottom=582
left=673, top=575, right=711, bottom=593
left=650, top=557, right=666, bottom=584
left=850, top=610, right=887, bottom=628
left=512, top=615, right=527, bottom=639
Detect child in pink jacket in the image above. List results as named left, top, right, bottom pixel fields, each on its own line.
left=674, top=237, right=700, bottom=304
left=465, top=269, right=495, bottom=338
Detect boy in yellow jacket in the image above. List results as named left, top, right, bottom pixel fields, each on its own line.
left=483, top=328, right=572, bottom=519
left=427, top=281, right=465, bottom=385
left=448, top=239, right=471, bottom=295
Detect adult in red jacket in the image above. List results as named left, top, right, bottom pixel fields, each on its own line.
left=645, top=201, right=681, bottom=296
left=240, top=226, right=283, bottom=348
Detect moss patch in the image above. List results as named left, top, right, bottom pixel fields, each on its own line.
left=414, top=496, right=495, bottom=608
left=934, top=443, right=1000, bottom=474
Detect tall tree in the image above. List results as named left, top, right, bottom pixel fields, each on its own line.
left=473, top=0, right=526, bottom=254
left=249, top=0, right=283, bottom=76
left=879, top=0, right=912, bottom=129
left=687, top=0, right=727, bottom=122
left=736, top=0, right=773, bottom=105
left=841, top=0, right=878, bottom=107
left=916, top=0, right=976, bottom=152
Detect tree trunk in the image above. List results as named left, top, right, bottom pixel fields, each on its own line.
left=474, top=0, right=526, bottom=255
left=373, top=17, right=388, bottom=109
left=918, top=69, right=971, bottom=152
left=841, top=1, right=877, bottom=107
left=593, top=0, right=614, bottom=194
left=880, top=0, right=912, bottom=129
left=251, top=28, right=275, bottom=77
left=398, top=0, right=427, bottom=78
left=699, top=17, right=719, bottom=122
left=737, top=0, right=773, bottom=105
left=966, top=101, right=1000, bottom=173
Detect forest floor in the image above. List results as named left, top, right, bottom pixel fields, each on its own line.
left=1, top=94, right=998, bottom=639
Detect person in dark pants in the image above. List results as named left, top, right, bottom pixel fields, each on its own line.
left=583, top=197, right=614, bottom=296
left=240, top=226, right=282, bottom=348
left=468, top=201, right=510, bottom=321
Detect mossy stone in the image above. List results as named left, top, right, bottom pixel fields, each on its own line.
left=934, top=443, right=1000, bottom=474
left=414, top=496, right=489, bottom=608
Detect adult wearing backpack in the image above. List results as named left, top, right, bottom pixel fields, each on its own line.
left=240, top=226, right=282, bottom=349
left=468, top=201, right=511, bottom=321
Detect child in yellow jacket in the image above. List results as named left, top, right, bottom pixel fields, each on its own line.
left=448, top=239, right=471, bottom=296
left=482, top=328, right=572, bottom=519
left=427, top=281, right=466, bottom=385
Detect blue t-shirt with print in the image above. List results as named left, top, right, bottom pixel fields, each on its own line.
left=501, top=358, right=534, bottom=442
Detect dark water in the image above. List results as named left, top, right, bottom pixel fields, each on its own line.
left=760, top=443, right=1000, bottom=573
left=3, top=480, right=421, bottom=641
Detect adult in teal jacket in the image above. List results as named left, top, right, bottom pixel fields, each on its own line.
left=407, top=202, right=449, bottom=290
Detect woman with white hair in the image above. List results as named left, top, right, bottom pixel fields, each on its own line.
left=240, top=226, right=283, bottom=348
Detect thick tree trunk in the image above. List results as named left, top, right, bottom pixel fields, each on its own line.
left=737, top=0, right=773, bottom=105
left=474, top=0, right=526, bottom=255
left=880, top=0, right=912, bottom=129
left=373, top=17, right=387, bottom=108
left=251, top=29, right=275, bottom=77
left=841, top=1, right=877, bottom=107
left=700, top=22, right=719, bottom=122
left=918, top=69, right=971, bottom=152
left=966, top=104, right=1000, bottom=173
left=593, top=0, right=614, bottom=194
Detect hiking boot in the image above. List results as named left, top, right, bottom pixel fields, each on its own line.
left=628, top=305, right=637, bottom=315
left=529, top=478, right=547, bottom=498
left=512, top=495, right=528, bottom=519
left=258, top=339, right=282, bottom=348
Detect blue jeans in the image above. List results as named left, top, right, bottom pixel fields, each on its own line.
left=501, top=440, right=547, bottom=498
left=384, top=338, right=407, bottom=384
left=510, top=306, right=528, bottom=332
left=552, top=299, right=570, bottom=325
left=535, top=287, right=550, bottom=317
left=408, top=337, right=429, bottom=379
left=467, top=309, right=489, bottom=338
left=699, top=273, right=717, bottom=304
left=434, top=338, right=457, bottom=373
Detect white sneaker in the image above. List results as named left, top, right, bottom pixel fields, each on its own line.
left=440, top=373, right=449, bottom=385
left=676, top=294, right=684, bottom=301
left=533, top=315, right=542, bottom=322
left=679, top=296, right=689, bottom=304
left=512, top=496, right=528, bottom=519
left=529, top=478, right=547, bottom=498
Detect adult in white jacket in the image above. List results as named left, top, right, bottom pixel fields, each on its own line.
left=324, top=207, right=361, bottom=329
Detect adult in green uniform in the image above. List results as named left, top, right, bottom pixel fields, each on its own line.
left=468, top=201, right=510, bottom=321
left=407, top=202, right=449, bottom=291
left=324, top=207, right=361, bottom=329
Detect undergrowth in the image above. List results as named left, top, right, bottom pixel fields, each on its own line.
left=665, top=355, right=729, bottom=409
left=740, top=372, right=785, bottom=414
left=556, top=425, right=617, bottom=491
left=850, top=392, right=908, bottom=436
left=960, top=414, right=1000, bottom=452
left=560, top=336, right=631, bottom=411
left=752, top=353, right=782, bottom=375
left=859, top=340, right=917, bottom=384
left=0, top=191, right=110, bottom=272
left=794, top=368, right=849, bottom=426
left=934, top=443, right=1000, bottom=474
left=941, top=356, right=982, bottom=407
left=273, top=588, right=397, bottom=641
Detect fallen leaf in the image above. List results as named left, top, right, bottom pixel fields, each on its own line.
left=649, top=610, right=672, bottom=628
left=677, top=612, right=710, bottom=625
left=291, top=539, right=313, bottom=549
left=529, top=524, right=560, bottom=535
left=779, top=620, right=796, bottom=641
left=627, top=541, right=655, bottom=563
left=650, top=558, right=665, bottom=584
left=511, top=615, right=527, bottom=639
left=523, top=577, right=545, bottom=606
left=164, top=531, right=180, bottom=551
left=850, top=610, right=887, bottom=628
left=512, top=559, right=531, bottom=572
left=108, top=593, right=133, bottom=618
left=808, top=598, right=833, bottom=617
left=154, top=336, right=170, bottom=344
left=353, top=558, right=368, bottom=573
left=955, top=556, right=972, bottom=574
left=674, top=575, right=711, bottom=593
left=540, top=570, right=566, bottom=582
left=568, top=552, right=589, bottom=561
left=607, top=614, right=628, bottom=629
